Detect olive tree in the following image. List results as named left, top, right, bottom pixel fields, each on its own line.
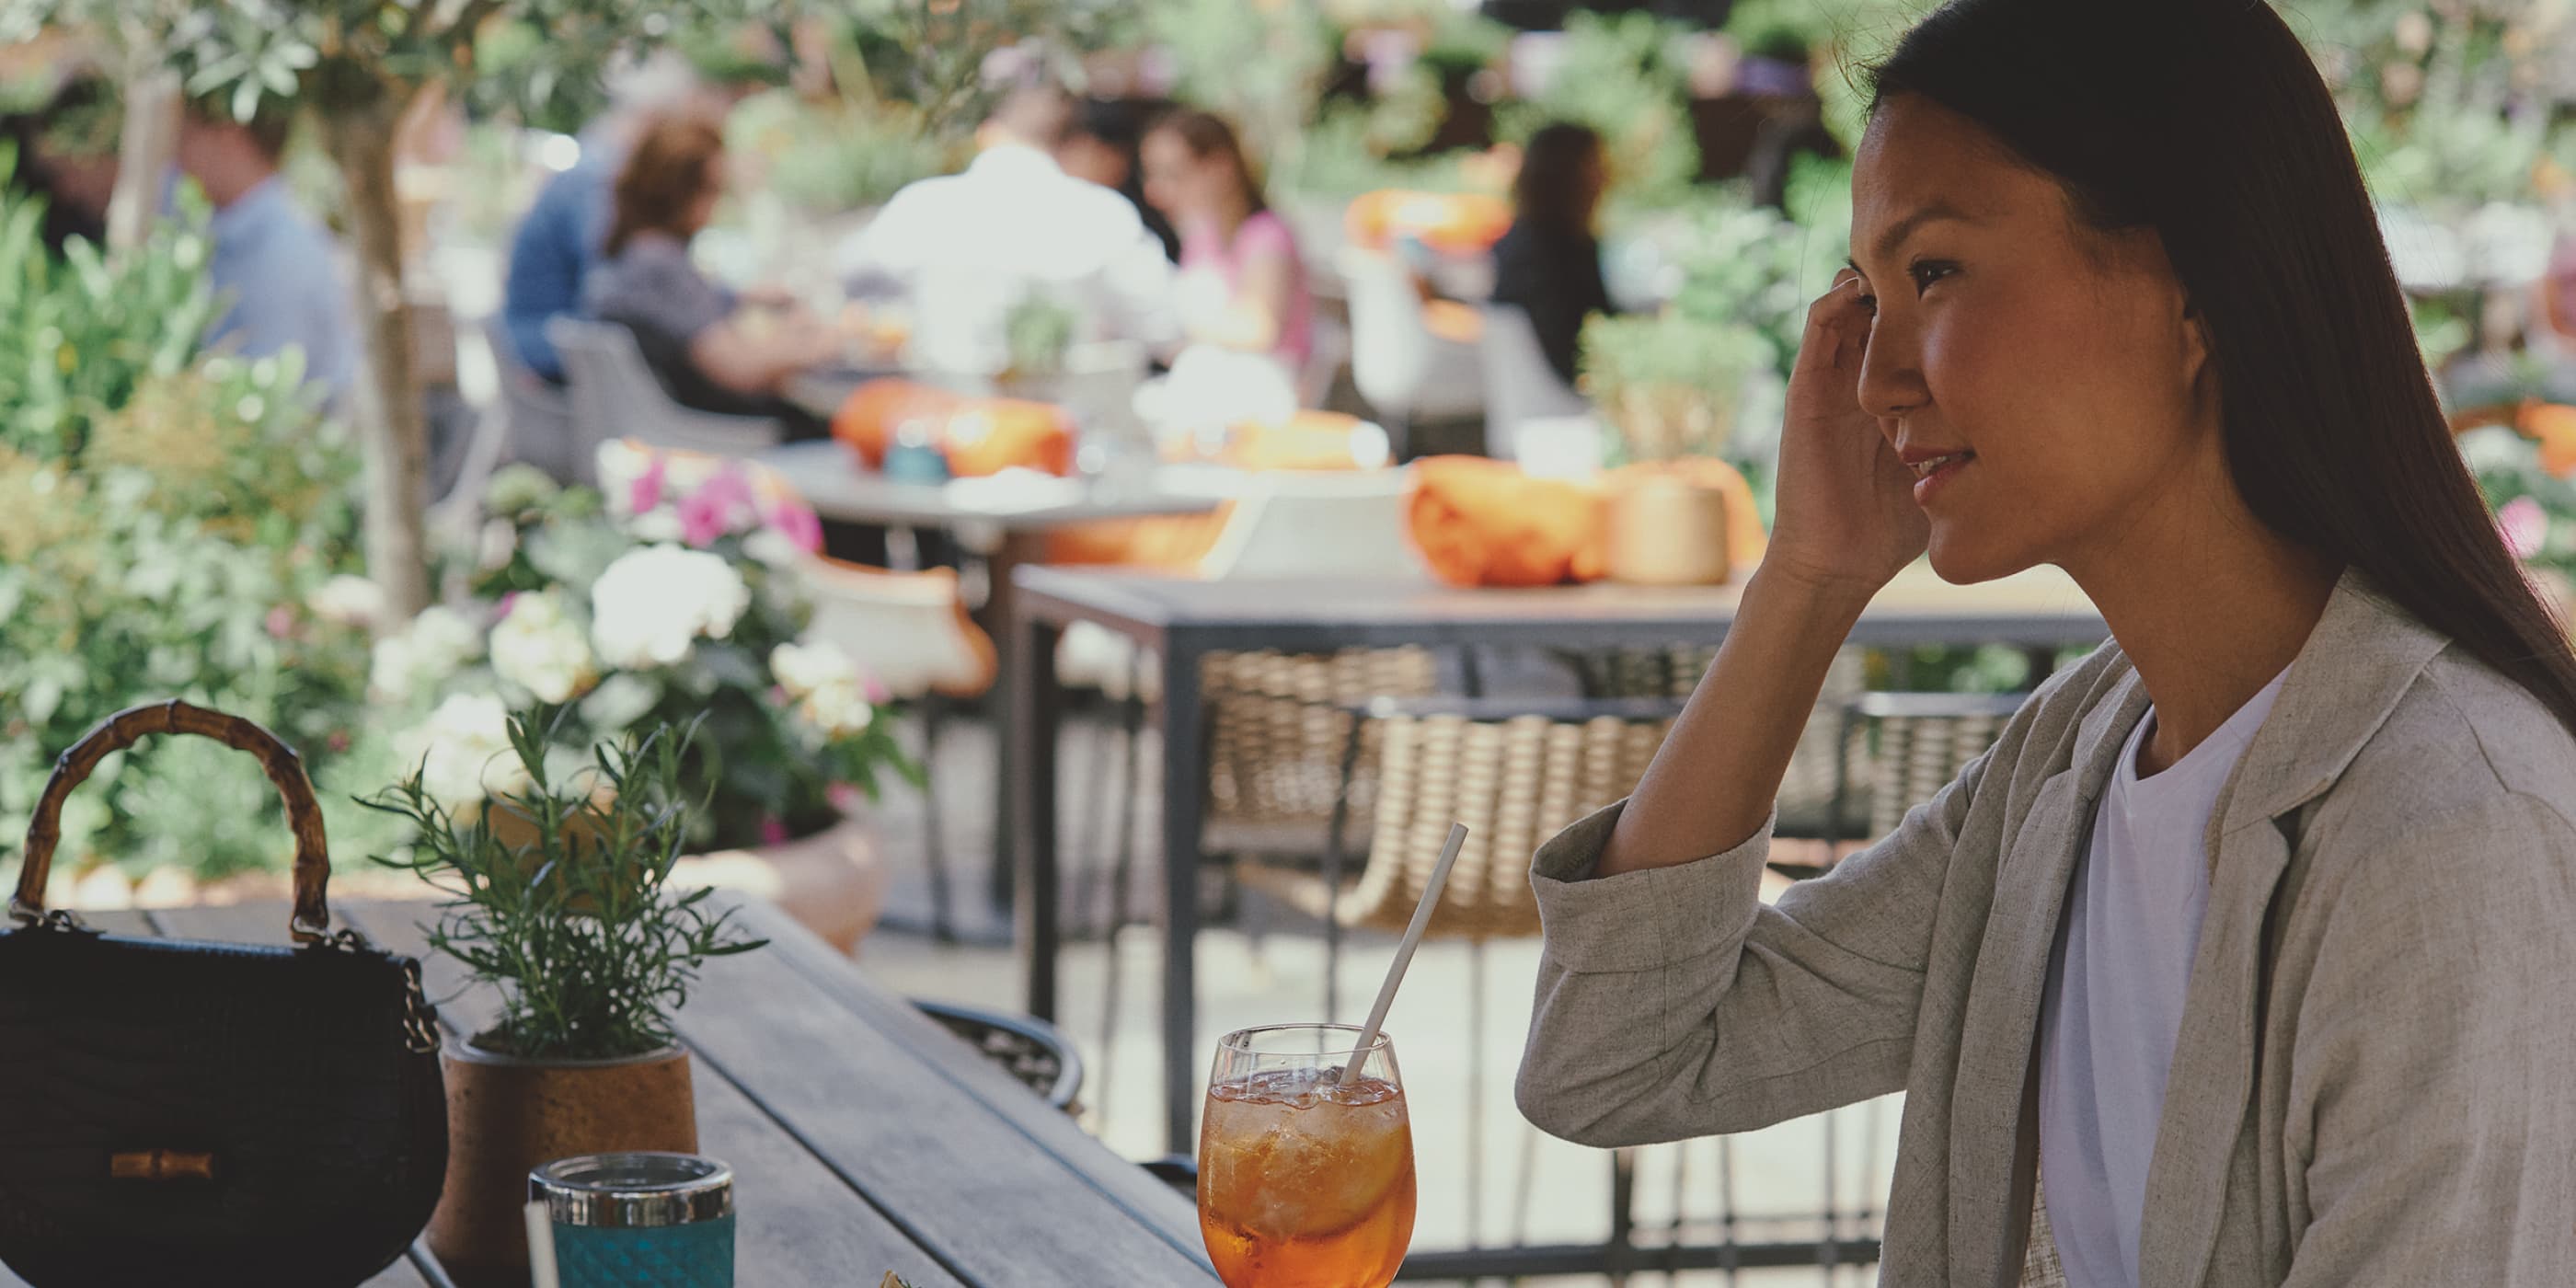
left=1, top=0, right=777, bottom=620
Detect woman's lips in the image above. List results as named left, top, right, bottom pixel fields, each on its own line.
left=1911, top=451, right=1974, bottom=507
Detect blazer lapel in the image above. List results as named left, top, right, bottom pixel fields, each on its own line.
left=1950, top=672, right=2149, bottom=1287
left=2134, top=569, right=2452, bottom=1287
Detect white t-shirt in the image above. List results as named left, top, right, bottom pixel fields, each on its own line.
left=834, top=144, right=1179, bottom=375
left=2038, top=668, right=2290, bottom=1288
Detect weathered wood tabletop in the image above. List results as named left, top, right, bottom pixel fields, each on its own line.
left=0, top=894, right=1218, bottom=1288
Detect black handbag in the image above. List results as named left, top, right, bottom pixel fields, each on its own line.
left=0, top=700, right=448, bottom=1288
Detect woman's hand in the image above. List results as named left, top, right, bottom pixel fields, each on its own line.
left=1761, top=270, right=1928, bottom=594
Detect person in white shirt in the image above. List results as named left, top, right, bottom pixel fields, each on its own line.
left=836, top=83, right=1178, bottom=376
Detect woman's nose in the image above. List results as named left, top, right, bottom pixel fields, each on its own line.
left=1857, top=318, right=1930, bottom=421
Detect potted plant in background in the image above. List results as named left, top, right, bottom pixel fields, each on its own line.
left=1578, top=310, right=1775, bottom=586
left=373, top=456, right=915, bottom=951
left=364, top=715, right=765, bottom=1288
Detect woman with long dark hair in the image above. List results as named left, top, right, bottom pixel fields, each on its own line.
left=1517, top=2, right=2576, bottom=1284
left=1489, top=121, right=1616, bottom=387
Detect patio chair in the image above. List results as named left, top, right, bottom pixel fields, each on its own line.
left=1235, top=693, right=1684, bottom=1263
left=1341, top=248, right=1483, bottom=459
left=484, top=314, right=588, bottom=484
left=1478, top=304, right=1592, bottom=463
left=912, top=998, right=1084, bottom=1114
left=800, top=557, right=997, bottom=944
left=547, top=316, right=784, bottom=460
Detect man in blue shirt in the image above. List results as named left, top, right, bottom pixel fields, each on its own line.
left=175, top=99, right=361, bottom=406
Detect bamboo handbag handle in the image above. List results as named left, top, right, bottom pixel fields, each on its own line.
left=10, top=700, right=334, bottom=944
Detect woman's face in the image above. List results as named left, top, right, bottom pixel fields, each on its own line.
left=1848, top=95, right=2217, bottom=585
left=1141, top=131, right=1223, bottom=223
left=681, top=153, right=729, bottom=238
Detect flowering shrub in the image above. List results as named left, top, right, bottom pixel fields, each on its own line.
left=2462, top=410, right=2576, bottom=601
left=0, top=168, right=383, bottom=882
left=379, top=454, right=913, bottom=850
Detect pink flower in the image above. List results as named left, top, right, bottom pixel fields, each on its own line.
left=766, top=498, right=824, bottom=554
left=266, top=604, right=297, bottom=638
left=629, top=455, right=668, bottom=516
left=2500, top=496, right=2548, bottom=560
left=677, top=469, right=756, bottom=547
left=759, top=817, right=790, bottom=846
left=860, top=671, right=891, bottom=704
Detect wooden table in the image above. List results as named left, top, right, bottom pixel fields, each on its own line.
left=1009, top=562, right=2110, bottom=1154
left=761, top=438, right=1225, bottom=921
left=1, top=895, right=1218, bottom=1288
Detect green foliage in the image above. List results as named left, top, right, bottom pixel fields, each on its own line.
left=1580, top=311, right=1773, bottom=463
left=1004, top=291, right=1080, bottom=378
left=1145, top=0, right=1336, bottom=167
left=2461, top=424, right=2576, bottom=588
left=727, top=88, right=958, bottom=215
left=1497, top=11, right=1699, bottom=212
left=1281, top=103, right=1478, bottom=201
left=0, top=178, right=218, bottom=459
left=363, top=717, right=768, bottom=1061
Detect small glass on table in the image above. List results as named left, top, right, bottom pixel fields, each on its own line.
left=1198, top=1024, right=1417, bottom=1288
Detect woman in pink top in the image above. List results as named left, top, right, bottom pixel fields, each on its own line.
left=1142, top=110, right=1315, bottom=381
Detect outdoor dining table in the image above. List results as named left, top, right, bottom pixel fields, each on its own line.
left=1008, top=560, right=2113, bottom=1154
left=758, top=437, right=1226, bottom=917
left=0, top=892, right=1219, bottom=1288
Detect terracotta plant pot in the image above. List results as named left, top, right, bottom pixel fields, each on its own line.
left=1604, top=472, right=1734, bottom=586
left=428, top=1037, right=697, bottom=1288
left=673, top=813, right=887, bottom=954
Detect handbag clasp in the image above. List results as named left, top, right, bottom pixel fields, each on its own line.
left=6, top=899, right=98, bottom=936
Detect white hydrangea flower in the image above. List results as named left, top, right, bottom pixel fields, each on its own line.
left=742, top=526, right=802, bottom=568
left=305, top=574, right=388, bottom=629
left=369, top=605, right=487, bottom=703
left=769, top=639, right=859, bottom=698
left=590, top=545, right=753, bottom=670
left=629, top=506, right=686, bottom=543
left=398, top=693, right=530, bottom=807
left=489, top=590, right=598, bottom=704
left=799, top=678, right=875, bottom=738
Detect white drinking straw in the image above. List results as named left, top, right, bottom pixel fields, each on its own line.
left=1340, top=822, right=1469, bottom=1086
left=525, top=1200, right=563, bottom=1288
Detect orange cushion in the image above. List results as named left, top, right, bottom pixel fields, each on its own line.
left=1405, top=456, right=1603, bottom=588
left=831, top=379, right=1075, bottom=477
left=1045, top=507, right=1237, bottom=570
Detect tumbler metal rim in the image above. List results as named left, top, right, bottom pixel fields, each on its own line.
left=530, top=1152, right=735, bottom=1227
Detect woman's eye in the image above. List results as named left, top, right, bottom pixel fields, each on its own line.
left=1909, top=260, right=1958, bottom=293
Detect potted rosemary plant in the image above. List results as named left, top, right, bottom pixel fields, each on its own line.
left=364, top=716, right=764, bottom=1288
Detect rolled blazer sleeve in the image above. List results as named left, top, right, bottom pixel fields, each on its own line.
left=1518, top=738, right=1996, bottom=1148
left=2276, top=791, right=2576, bottom=1286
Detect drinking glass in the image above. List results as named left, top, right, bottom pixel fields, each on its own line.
left=1198, top=1024, right=1417, bottom=1288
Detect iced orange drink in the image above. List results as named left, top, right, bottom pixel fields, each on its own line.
left=1198, top=1026, right=1416, bottom=1288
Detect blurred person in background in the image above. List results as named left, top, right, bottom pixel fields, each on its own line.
left=1488, top=121, right=1617, bottom=388
left=1, top=73, right=117, bottom=254
left=1143, top=110, right=1314, bottom=403
left=1055, top=97, right=1181, bottom=262
left=836, top=81, right=1178, bottom=375
left=581, top=114, right=837, bottom=436
left=500, top=50, right=767, bottom=385
left=175, top=97, right=361, bottom=406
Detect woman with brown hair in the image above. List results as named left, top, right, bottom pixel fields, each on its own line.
left=1142, top=110, right=1314, bottom=380
left=581, top=113, right=836, bottom=430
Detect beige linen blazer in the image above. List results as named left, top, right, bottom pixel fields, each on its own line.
left=1519, top=571, right=2576, bottom=1286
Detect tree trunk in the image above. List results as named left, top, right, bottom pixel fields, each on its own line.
left=106, top=70, right=178, bottom=252
left=321, top=89, right=433, bottom=623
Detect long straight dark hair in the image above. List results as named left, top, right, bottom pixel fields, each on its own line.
left=1871, top=0, right=2576, bottom=731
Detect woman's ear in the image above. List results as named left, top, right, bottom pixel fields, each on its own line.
left=2181, top=295, right=2216, bottom=394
